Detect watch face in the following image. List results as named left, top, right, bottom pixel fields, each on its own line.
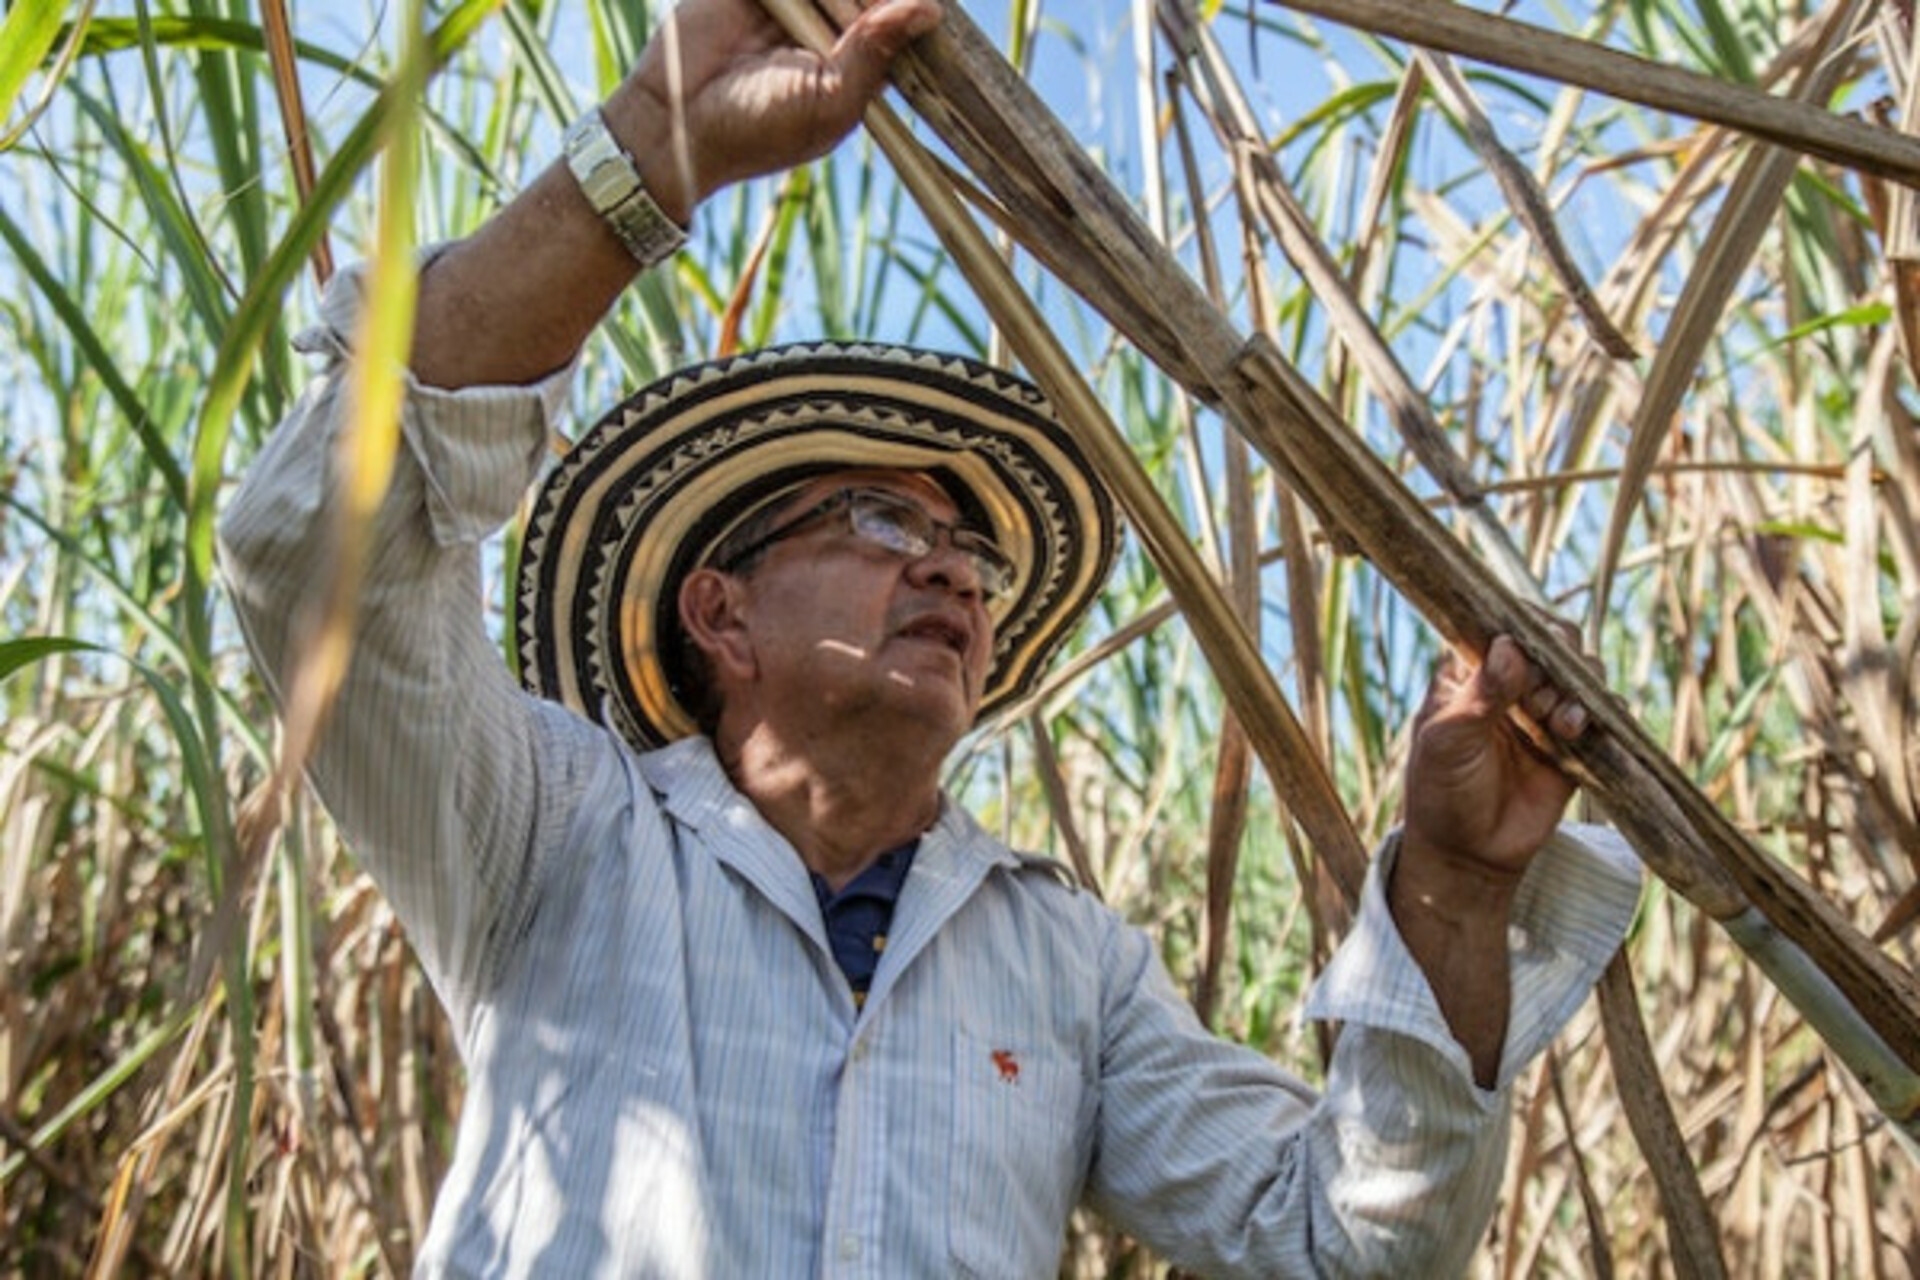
left=566, top=116, right=639, bottom=213
left=586, top=161, right=636, bottom=212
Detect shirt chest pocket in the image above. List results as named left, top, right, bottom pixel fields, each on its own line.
left=947, top=1028, right=1087, bottom=1277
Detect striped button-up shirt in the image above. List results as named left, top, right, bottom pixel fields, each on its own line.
left=218, top=264, right=1642, bottom=1278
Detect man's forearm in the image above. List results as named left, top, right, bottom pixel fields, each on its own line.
left=1388, top=833, right=1521, bottom=1089
left=410, top=78, right=689, bottom=391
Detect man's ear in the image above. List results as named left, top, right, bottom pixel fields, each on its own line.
left=678, top=568, right=756, bottom=682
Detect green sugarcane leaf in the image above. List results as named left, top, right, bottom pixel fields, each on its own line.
left=0, top=635, right=95, bottom=682
left=0, top=0, right=66, bottom=141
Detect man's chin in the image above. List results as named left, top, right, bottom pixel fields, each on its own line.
left=878, top=668, right=979, bottom=736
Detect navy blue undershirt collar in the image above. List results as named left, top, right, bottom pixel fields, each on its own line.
left=808, top=840, right=919, bottom=1008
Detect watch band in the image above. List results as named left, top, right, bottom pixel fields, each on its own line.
left=561, top=108, right=688, bottom=268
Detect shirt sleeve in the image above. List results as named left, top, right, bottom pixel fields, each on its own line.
left=1084, top=824, right=1641, bottom=1277
left=217, top=255, right=613, bottom=1030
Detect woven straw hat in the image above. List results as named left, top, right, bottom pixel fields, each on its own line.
left=515, top=342, right=1118, bottom=751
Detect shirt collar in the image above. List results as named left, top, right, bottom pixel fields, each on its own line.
left=634, top=736, right=1014, bottom=874
left=809, top=839, right=919, bottom=911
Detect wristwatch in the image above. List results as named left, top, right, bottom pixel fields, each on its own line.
left=562, top=108, right=688, bottom=267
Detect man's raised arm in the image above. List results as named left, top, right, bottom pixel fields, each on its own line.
left=218, top=0, right=938, bottom=1006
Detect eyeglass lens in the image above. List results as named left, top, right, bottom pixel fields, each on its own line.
left=849, top=493, right=1014, bottom=598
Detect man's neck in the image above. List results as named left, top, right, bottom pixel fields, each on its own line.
left=716, top=721, right=946, bottom=892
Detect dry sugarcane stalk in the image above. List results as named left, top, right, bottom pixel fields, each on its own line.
left=780, top=0, right=1920, bottom=1132
left=1874, top=2, right=1920, bottom=260
left=1185, top=63, right=1348, bottom=990
left=1026, top=711, right=1104, bottom=899
left=1868, top=7, right=1920, bottom=381
left=1596, top=952, right=1731, bottom=1278
left=1168, top=0, right=1637, bottom=376
left=1409, top=48, right=1636, bottom=360
left=1267, top=0, right=1920, bottom=190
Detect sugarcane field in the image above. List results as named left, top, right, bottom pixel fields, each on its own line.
left=3, top=0, right=1918, bottom=1274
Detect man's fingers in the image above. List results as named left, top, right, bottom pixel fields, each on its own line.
left=829, top=0, right=941, bottom=99
left=1508, top=609, right=1608, bottom=732
left=1523, top=678, right=1560, bottom=722
left=1549, top=699, right=1590, bottom=739
left=1496, top=631, right=1594, bottom=742
left=1430, top=633, right=1595, bottom=743
left=1416, top=637, right=1519, bottom=740
left=1475, top=635, right=1531, bottom=710
left=1421, top=623, right=1602, bottom=746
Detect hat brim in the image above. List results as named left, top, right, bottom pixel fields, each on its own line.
left=515, top=342, right=1118, bottom=751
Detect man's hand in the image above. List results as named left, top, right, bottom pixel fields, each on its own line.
left=1391, top=629, right=1595, bottom=1088
left=618, top=0, right=945, bottom=224
left=1402, top=631, right=1591, bottom=881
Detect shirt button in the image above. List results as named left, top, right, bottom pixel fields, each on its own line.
left=838, top=1234, right=861, bottom=1261
left=850, top=1037, right=870, bottom=1063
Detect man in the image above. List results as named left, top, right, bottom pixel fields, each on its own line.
left=219, top=0, right=1641, bottom=1273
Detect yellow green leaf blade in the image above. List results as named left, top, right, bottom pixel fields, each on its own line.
left=0, top=0, right=67, bottom=142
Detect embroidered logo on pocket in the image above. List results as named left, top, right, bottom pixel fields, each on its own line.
left=990, top=1048, right=1020, bottom=1084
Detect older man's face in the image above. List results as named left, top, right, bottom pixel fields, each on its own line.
left=723, top=468, right=1000, bottom=743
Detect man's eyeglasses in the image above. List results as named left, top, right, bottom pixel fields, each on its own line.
left=713, top=488, right=1016, bottom=601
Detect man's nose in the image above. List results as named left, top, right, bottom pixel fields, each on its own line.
left=905, top=538, right=984, bottom=598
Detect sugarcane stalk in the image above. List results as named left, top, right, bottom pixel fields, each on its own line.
left=1720, top=906, right=1920, bottom=1153
left=1268, top=0, right=1920, bottom=191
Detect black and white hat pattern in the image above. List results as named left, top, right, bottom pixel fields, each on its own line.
left=515, top=342, right=1119, bottom=751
